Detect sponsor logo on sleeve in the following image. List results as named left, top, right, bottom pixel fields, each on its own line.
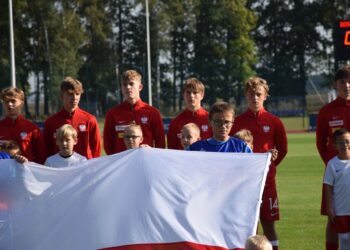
left=115, top=125, right=128, bottom=131
left=329, top=120, right=344, bottom=127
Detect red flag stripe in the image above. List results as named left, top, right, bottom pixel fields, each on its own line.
left=100, top=241, right=244, bottom=250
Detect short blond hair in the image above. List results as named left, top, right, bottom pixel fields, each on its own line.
left=124, top=124, right=143, bottom=136
left=245, top=235, right=272, bottom=250
left=182, top=77, right=205, bottom=94
left=0, top=87, right=25, bottom=102
left=182, top=123, right=200, bottom=135
left=234, top=129, right=253, bottom=148
left=245, top=77, right=269, bottom=95
left=122, top=70, right=142, bottom=84
left=0, top=140, right=21, bottom=155
left=60, top=77, right=84, bottom=93
left=56, top=124, right=78, bottom=141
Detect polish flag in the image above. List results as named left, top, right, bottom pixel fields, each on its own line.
left=0, top=148, right=270, bottom=250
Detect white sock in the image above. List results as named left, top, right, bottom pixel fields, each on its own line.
left=270, top=240, right=279, bottom=246
left=339, top=233, right=350, bottom=250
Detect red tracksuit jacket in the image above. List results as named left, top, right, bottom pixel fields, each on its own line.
left=44, top=107, right=101, bottom=159
left=316, top=97, right=350, bottom=165
left=0, top=115, right=45, bottom=164
left=230, top=108, right=288, bottom=185
left=167, top=108, right=212, bottom=150
left=103, top=99, right=165, bottom=154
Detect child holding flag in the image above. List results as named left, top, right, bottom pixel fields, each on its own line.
left=45, top=124, right=86, bottom=168
left=179, top=123, right=201, bottom=149
left=189, top=101, right=251, bottom=153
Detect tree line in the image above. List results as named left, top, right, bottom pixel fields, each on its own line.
left=0, top=0, right=345, bottom=118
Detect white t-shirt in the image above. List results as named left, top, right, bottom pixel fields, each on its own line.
left=44, top=152, right=87, bottom=168
left=324, top=156, right=350, bottom=215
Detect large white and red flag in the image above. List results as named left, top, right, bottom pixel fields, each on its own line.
left=0, top=148, right=270, bottom=250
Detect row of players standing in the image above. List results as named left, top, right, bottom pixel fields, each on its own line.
left=0, top=69, right=287, bottom=250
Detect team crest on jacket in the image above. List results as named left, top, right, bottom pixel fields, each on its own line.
left=141, top=116, right=148, bottom=124
left=262, top=125, right=270, bottom=133
left=79, top=124, right=87, bottom=132
left=20, top=132, right=27, bottom=139
left=201, top=125, right=208, bottom=132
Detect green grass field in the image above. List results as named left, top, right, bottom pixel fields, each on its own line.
left=276, top=132, right=326, bottom=249
left=280, top=116, right=309, bottom=131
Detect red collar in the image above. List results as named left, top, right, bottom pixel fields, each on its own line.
left=59, top=107, right=80, bottom=117
left=183, top=107, right=206, bottom=117
left=335, top=97, right=350, bottom=107
left=121, top=99, right=145, bottom=110
left=3, top=114, right=24, bottom=124
left=246, top=108, right=266, bottom=118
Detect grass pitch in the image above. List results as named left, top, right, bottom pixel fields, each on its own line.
left=280, top=116, right=309, bottom=131
left=276, top=132, right=326, bottom=249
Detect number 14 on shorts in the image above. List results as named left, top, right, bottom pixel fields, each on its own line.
left=269, top=197, right=279, bottom=217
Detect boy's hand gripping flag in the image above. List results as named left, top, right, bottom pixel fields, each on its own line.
left=0, top=148, right=270, bottom=250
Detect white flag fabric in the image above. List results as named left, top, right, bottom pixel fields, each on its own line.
left=0, top=148, right=271, bottom=250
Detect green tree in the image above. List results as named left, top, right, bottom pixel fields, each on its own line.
left=0, top=0, right=31, bottom=97
left=0, top=0, right=11, bottom=90
left=106, top=0, right=150, bottom=108
left=26, top=0, right=54, bottom=117
left=77, top=0, right=113, bottom=114
left=249, top=0, right=336, bottom=98
left=48, top=0, right=86, bottom=112
left=193, top=0, right=257, bottom=105
left=107, top=0, right=132, bottom=103
left=158, top=0, right=196, bottom=111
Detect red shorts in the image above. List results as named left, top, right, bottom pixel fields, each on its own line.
left=260, top=180, right=279, bottom=221
left=321, top=184, right=327, bottom=215
left=0, top=201, right=8, bottom=210
left=331, top=216, right=350, bottom=233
